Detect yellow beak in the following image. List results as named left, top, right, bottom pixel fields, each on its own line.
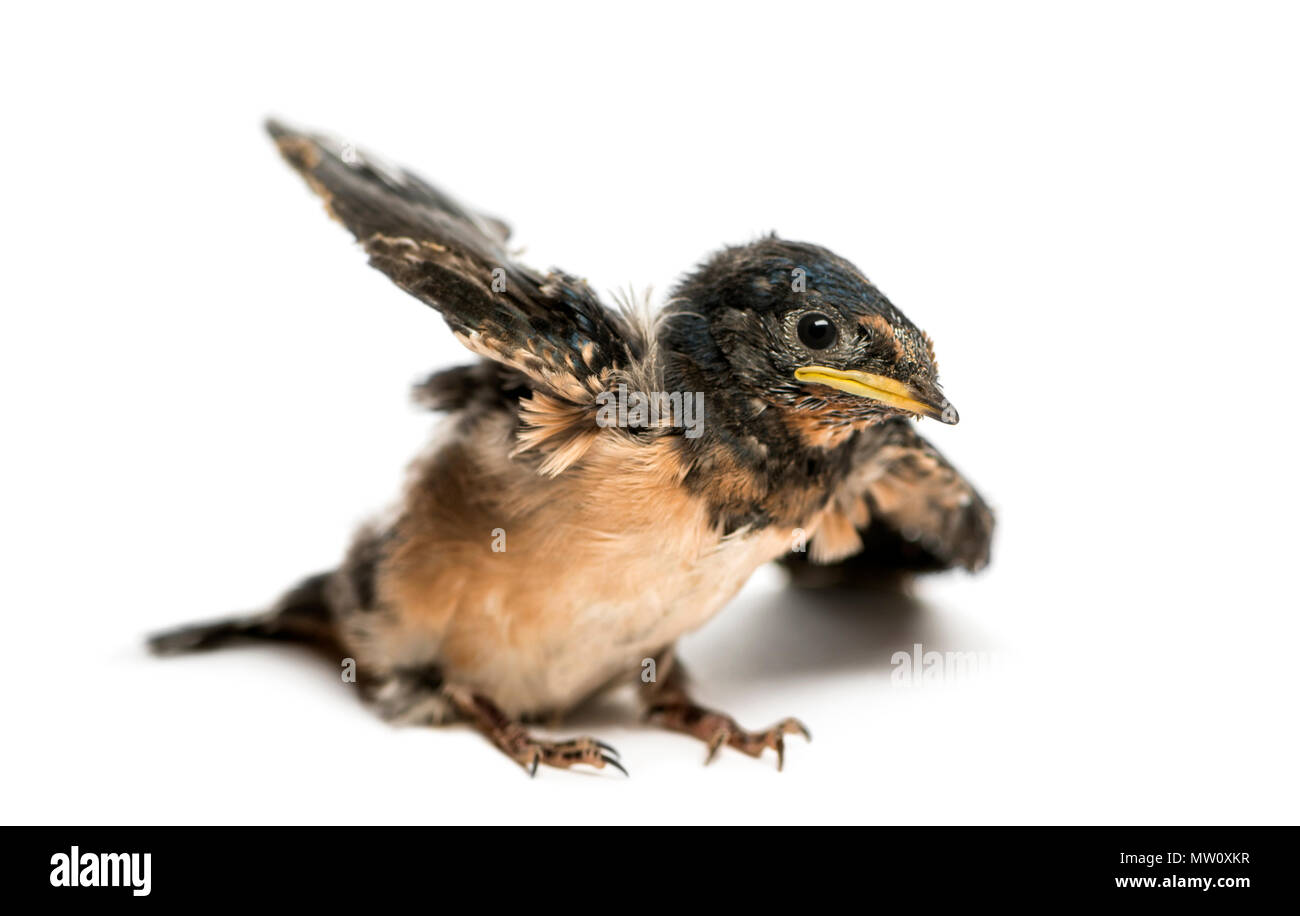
left=794, top=366, right=958, bottom=424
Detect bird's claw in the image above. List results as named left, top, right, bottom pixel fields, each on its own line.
left=648, top=701, right=811, bottom=771
left=516, top=735, right=628, bottom=778
left=700, top=715, right=811, bottom=771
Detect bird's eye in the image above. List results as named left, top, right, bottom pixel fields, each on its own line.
left=797, top=313, right=838, bottom=350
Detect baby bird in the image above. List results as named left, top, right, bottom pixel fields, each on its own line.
left=149, top=120, right=994, bottom=776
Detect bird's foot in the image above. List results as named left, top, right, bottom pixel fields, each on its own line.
left=646, top=702, right=811, bottom=770
left=444, top=686, right=626, bottom=777
left=505, top=732, right=627, bottom=778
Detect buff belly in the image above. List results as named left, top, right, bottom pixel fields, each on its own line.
left=370, top=421, right=796, bottom=716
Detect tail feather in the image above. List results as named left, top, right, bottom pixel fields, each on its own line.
left=147, top=612, right=284, bottom=655
left=148, top=571, right=336, bottom=656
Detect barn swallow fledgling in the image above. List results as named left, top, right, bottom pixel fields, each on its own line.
left=149, top=120, right=994, bottom=776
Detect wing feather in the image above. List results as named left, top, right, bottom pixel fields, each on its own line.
left=267, top=119, right=641, bottom=409
left=785, top=418, right=994, bottom=584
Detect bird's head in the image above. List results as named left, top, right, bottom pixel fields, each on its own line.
left=664, top=237, right=957, bottom=442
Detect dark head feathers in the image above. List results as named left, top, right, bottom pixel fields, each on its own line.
left=662, top=236, right=948, bottom=430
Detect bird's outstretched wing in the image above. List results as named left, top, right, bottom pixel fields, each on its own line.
left=266, top=119, right=649, bottom=474
left=784, top=418, right=993, bottom=584
left=265, top=119, right=640, bottom=398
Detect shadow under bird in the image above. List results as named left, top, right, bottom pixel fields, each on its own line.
left=150, top=120, right=995, bottom=776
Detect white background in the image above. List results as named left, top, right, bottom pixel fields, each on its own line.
left=3, top=2, right=1298, bottom=825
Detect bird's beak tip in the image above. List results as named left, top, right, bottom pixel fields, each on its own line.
left=794, top=366, right=958, bottom=425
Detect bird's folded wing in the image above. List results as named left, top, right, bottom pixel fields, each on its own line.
left=787, top=418, right=994, bottom=581
left=266, top=119, right=641, bottom=408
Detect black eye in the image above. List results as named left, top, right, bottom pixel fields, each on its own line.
left=797, top=313, right=838, bottom=350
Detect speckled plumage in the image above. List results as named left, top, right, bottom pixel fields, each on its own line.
left=149, top=121, right=994, bottom=776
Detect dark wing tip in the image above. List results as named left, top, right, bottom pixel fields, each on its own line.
left=265, top=116, right=322, bottom=145
left=264, top=117, right=309, bottom=150
left=259, top=119, right=632, bottom=425
left=264, top=117, right=328, bottom=172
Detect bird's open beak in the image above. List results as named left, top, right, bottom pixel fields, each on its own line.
left=794, top=366, right=959, bottom=424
